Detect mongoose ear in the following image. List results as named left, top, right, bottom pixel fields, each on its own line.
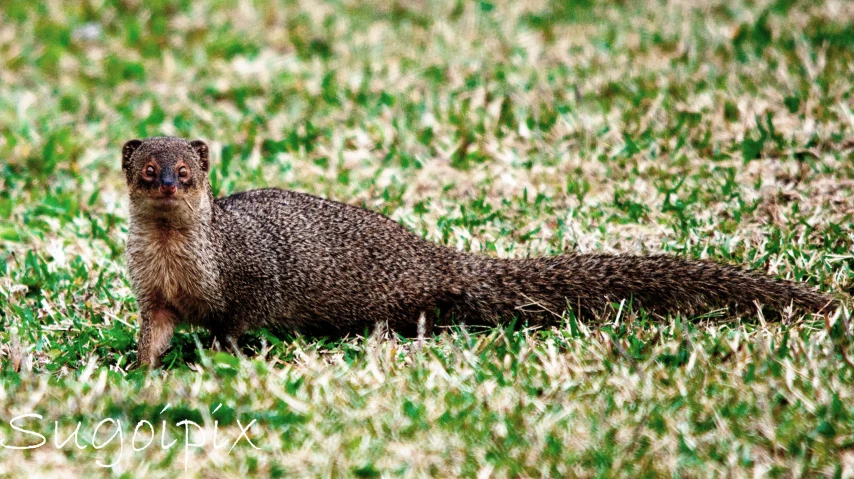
left=122, top=139, right=142, bottom=171
left=190, top=140, right=210, bottom=172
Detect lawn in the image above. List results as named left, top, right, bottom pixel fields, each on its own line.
left=1, top=0, right=853, bottom=476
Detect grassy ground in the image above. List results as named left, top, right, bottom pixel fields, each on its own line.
left=1, top=0, right=853, bottom=476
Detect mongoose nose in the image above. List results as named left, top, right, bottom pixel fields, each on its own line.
left=160, top=184, right=177, bottom=195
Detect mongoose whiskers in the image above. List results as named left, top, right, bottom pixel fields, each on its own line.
left=122, top=136, right=835, bottom=366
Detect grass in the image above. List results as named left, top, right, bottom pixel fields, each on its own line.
left=1, top=0, right=853, bottom=476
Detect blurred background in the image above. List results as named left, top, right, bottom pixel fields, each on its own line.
left=1, top=1, right=854, bottom=476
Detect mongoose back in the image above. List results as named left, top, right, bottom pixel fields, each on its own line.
left=122, top=137, right=834, bottom=366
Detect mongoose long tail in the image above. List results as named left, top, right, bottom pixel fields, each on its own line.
left=453, top=254, right=833, bottom=322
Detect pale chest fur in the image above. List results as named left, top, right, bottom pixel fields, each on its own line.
left=126, top=224, right=221, bottom=317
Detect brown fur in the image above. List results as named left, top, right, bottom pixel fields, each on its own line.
left=122, top=137, right=837, bottom=367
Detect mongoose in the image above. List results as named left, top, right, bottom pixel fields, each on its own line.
left=122, top=136, right=834, bottom=366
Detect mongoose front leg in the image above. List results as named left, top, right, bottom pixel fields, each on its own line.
left=136, top=307, right=176, bottom=368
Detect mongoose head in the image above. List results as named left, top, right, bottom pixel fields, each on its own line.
left=122, top=137, right=210, bottom=217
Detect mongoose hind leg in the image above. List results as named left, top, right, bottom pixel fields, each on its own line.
left=208, top=321, right=248, bottom=356
left=135, top=307, right=177, bottom=368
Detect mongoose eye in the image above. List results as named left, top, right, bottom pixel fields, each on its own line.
left=144, top=166, right=156, bottom=178
left=178, top=166, right=189, bottom=178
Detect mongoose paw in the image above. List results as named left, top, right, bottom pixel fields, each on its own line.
left=127, top=359, right=145, bottom=371
left=128, top=356, right=160, bottom=371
